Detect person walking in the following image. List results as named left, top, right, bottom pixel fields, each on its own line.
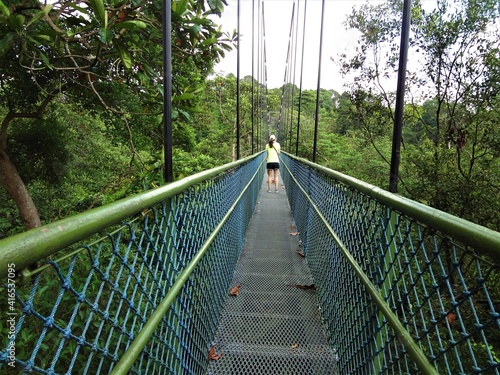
left=265, top=135, right=281, bottom=193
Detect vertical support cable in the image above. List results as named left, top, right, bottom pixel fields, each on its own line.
left=262, top=2, right=270, bottom=138
left=289, top=0, right=300, bottom=153
left=163, top=0, right=173, bottom=182
left=296, top=0, right=307, bottom=156
left=257, top=0, right=261, bottom=147
left=236, top=0, right=241, bottom=160
left=251, top=0, right=255, bottom=153
left=389, top=0, right=412, bottom=193
left=279, top=2, right=296, bottom=144
left=312, top=0, right=325, bottom=163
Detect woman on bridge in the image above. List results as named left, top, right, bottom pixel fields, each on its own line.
left=266, top=135, right=281, bottom=193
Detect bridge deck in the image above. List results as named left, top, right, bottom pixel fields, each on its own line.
left=207, top=174, right=338, bottom=374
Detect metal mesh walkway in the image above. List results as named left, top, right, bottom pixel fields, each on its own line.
left=207, top=174, right=339, bottom=375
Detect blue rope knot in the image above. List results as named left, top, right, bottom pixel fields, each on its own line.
left=44, top=316, right=54, bottom=328
left=62, top=328, right=72, bottom=339
left=22, top=302, right=33, bottom=314
left=78, top=336, right=86, bottom=346
left=77, top=293, right=86, bottom=302
left=24, top=360, right=34, bottom=371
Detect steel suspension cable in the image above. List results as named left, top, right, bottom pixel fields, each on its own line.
left=162, top=0, right=173, bottom=182
left=284, top=11, right=294, bottom=152
left=312, top=0, right=325, bottom=163
left=256, top=0, right=261, bottom=146
left=289, top=0, right=301, bottom=152
left=261, top=1, right=270, bottom=139
left=236, top=0, right=241, bottom=160
left=296, top=0, right=307, bottom=156
left=251, top=0, right=255, bottom=153
left=278, top=1, right=297, bottom=144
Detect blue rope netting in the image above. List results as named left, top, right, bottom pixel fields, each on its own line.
left=280, top=153, right=500, bottom=375
left=2, top=152, right=499, bottom=375
left=0, top=154, right=265, bottom=375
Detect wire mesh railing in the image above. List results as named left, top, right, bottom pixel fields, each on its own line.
left=0, top=152, right=266, bottom=375
left=280, top=152, right=500, bottom=375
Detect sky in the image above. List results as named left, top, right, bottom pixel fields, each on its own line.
left=210, top=0, right=365, bottom=92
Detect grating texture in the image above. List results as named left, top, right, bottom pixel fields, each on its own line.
left=207, top=174, right=339, bottom=375
left=280, top=153, right=500, bottom=375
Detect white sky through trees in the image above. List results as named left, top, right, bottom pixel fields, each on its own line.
left=211, top=0, right=369, bottom=91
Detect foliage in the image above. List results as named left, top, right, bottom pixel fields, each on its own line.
left=338, top=0, right=500, bottom=230
left=0, top=0, right=236, bottom=230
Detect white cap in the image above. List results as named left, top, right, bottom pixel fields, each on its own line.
left=269, top=135, right=276, bottom=141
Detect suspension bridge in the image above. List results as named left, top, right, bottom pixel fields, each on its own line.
left=1, top=152, right=499, bottom=374
left=1, top=0, right=500, bottom=373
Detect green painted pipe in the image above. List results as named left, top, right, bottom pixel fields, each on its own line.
left=281, top=158, right=439, bottom=375
left=109, top=156, right=266, bottom=374
left=284, top=152, right=500, bottom=261
left=0, top=153, right=264, bottom=279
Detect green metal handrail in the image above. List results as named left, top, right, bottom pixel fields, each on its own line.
left=292, top=154, right=500, bottom=260
left=280, top=151, right=500, bottom=375
left=0, top=153, right=262, bottom=280
left=110, top=156, right=266, bottom=374
left=281, top=152, right=438, bottom=375
left=0, top=152, right=266, bottom=374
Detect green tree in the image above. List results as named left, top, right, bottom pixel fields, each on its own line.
left=339, top=0, right=500, bottom=229
left=0, top=0, right=233, bottom=230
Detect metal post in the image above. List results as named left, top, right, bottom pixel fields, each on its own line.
left=163, top=0, right=173, bottom=183
left=251, top=0, right=255, bottom=153
left=312, top=0, right=325, bottom=163
left=389, top=0, right=412, bottom=193
left=296, top=0, right=307, bottom=156
left=236, top=0, right=241, bottom=160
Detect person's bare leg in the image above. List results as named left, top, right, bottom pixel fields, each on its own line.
left=274, top=170, right=279, bottom=192
left=267, top=169, right=273, bottom=192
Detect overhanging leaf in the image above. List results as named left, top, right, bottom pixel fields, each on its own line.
left=111, top=20, right=147, bottom=30
left=115, top=41, right=132, bottom=69
left=0, top=0, right=10, bottom=17
left=7, top=14, right=25, bottom=32
left=172, top=0, right=189, bottom=16
left=178, top=109, right=192, bottom=122
left=173, top=93, right=196, bottom=101
left=67, top=3, right=90, bottom=14
left=89, top=0, right=108, bottom=29
left=199, top=37, right=217, bottom=46
left=0, top=33, right=15, bottom=55
left=98, top=28, right=113, bottom=44
left=26, top=4, right=53, bottom=27
left=38, top=51, right=53, bottom=68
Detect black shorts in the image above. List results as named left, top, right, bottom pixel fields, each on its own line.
left=267, top=162, right=279, bottom=170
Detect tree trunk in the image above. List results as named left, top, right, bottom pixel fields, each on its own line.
left=0, top=149, right=41, bottom=230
